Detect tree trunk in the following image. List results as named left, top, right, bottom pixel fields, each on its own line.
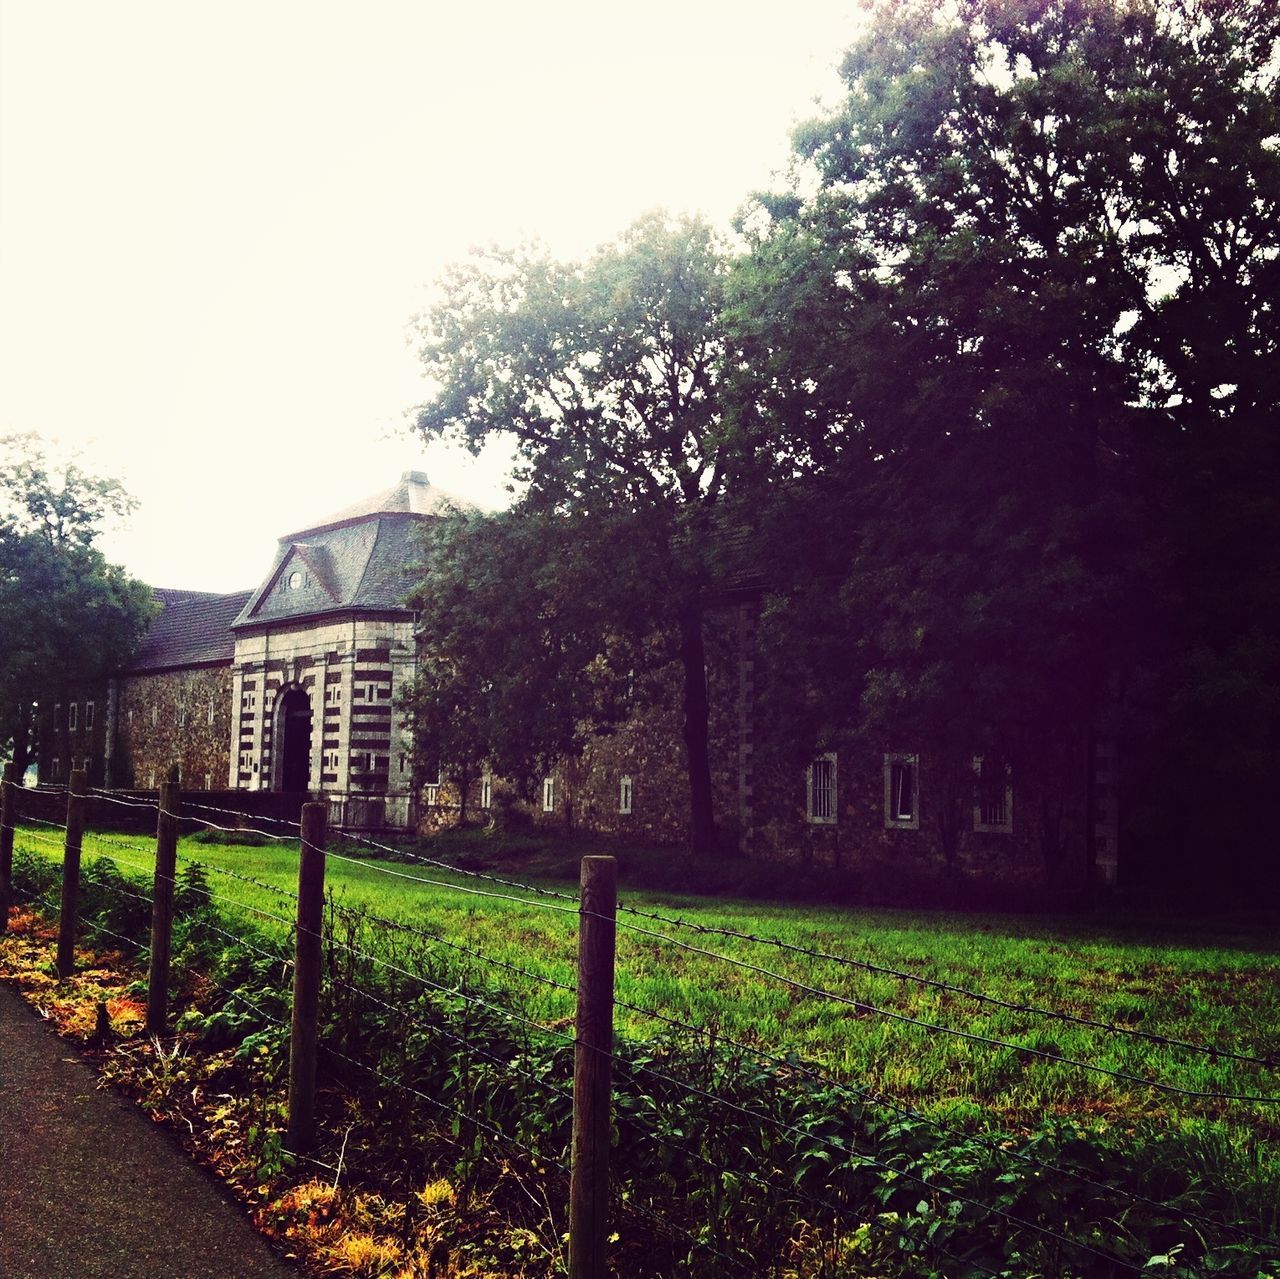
left=456, top=771, right=469, bottom=827
left=678, top=599, right=717, bottom=855
left=10, top=703, right=32, bottom=776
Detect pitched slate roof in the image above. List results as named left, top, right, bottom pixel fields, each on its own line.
left=129, top=588, right=254, bottom=672
left=233, top=473, right=463, bottom=629
left=279, top=471, right=474, bottom=540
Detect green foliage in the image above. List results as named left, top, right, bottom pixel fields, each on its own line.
left=729, top=0, right=1280, bottom=899
left=409, top=211, right=757, bottom=853
left=402, top=505, right=662, bottom=795
left=0, top=434, right=153, bottom=770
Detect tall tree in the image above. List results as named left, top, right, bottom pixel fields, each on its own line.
left=402, top=506, right=655, bottom=821
left=729, top=0, right=1279, bottom=893
left=411, top=212, right=747, bottom=854
left=0, top=435, right=153, bottom=772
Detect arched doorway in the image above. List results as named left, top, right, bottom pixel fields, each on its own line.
left=276, top=687, right=313, bottom=792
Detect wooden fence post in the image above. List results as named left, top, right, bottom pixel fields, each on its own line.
left=569, top=855, right=617, bottom=1279
left=286, top=801, right=327, bottom=1155
left=0, top=762, right=17, bottom=934
left=147, top=776, right=181, bottom=1034
left=56, top=768, right=87, bottom=979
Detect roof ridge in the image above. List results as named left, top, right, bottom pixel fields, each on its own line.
left=349, top=516, right=385, bottom=608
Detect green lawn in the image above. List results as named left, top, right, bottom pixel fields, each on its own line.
left=14, top=824, right=1280, bottom=1145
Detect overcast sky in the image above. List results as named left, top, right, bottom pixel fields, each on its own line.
left=1, top=0, right=859, bottom=591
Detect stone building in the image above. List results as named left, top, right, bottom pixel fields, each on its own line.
left=40, top=472, right=470, bottom=831
left=36, top=470, right=1117, bottom=890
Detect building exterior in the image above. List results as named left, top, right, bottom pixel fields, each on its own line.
left=40, top=472, right=469, bottom=831
left=36, top=470, right=1115, bottom=894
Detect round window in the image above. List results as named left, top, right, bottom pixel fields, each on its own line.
left=287, top=570, right=302, bottom=590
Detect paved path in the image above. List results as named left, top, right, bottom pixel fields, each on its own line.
left=0, top=985, right=300, bottom=1279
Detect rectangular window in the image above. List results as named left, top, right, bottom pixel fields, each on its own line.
left=542, top=776, right=555, bottom=812
left=86, top=701, right=95, bottom=730
left=480, top=773, right=493, bottom=810
left=81, top=755, right=92, bottom=777
left=203, top=772, right=212, bottom=791
left=619, top=774, right=633, bottom=815
left=151, top=705, right=158, bottom=726
left=241, top=690, right=256, bottom=711
left=54, top=703, right=61, bottom=731
left=177, top=705, right=187, bottom=728
left=68, top=703, right=77, bottom=731
left=806, top=754, right=836, bottom=824
left=207, top=702, right=215, bottom=726
left=884, top=753, right=919, bottom=829
left=51, top=756, right=59, bottom=780
left=325, top=685, right=341, bottom=706
left=973, top=756, right=1013, bottom=833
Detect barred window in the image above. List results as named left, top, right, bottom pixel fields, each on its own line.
left=973, top=756, right=1013, bottom=832
left=806, top=754, right=836, bottom=824
left=884, top=754, right=919, bottom=829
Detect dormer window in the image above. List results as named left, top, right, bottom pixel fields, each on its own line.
left=288, top=570, right=303, bottom=590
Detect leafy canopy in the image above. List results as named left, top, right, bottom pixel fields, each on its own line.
left=728, top=0, right=1279, bottom=882
left=0, top=435, right=153, bottom=766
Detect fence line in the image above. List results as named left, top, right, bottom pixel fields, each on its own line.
left=603, top=911, right=1280, bottom=1105
left=3, top=784, right=1276, bottom=1276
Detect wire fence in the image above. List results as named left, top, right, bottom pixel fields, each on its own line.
left=0, top=776, right=1276, bottom=1279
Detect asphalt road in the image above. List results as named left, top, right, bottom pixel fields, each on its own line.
left=0, top=985, right=300, bottom=1279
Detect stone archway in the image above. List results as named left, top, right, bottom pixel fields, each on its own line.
left=275, top=687, right=313, bottom=792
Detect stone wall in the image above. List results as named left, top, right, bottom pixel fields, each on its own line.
left=415, top=607, right=743, bottom=848
left=231, top=615, right=416, bottom=828
left=37, top=683, right=111, bottom=787
left=115, top=666, right=234, bottom=790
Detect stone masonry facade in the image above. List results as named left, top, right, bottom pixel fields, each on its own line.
left=35, top=472, right=1114, bottom=885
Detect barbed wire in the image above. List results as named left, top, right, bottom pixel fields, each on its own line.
left=85, top=789, right=159, bottom=810
left=337, top=900, right=577, bottom=999
left=162, top=807, right=300, bottom=846
left=607, top=1026, right=1140, bottom=1276
left=611, top=901, right=1280, bottom=1071
left=319, top=1039, right=570, bottom=1178
left=12, top=858, right=1266, bottom=1270
left=619, top=1197, right=757, bottom=1276
left=12, top=813, right=69, bottom=831
left=334, top=830, right=1279, bottom=1073
left=198, top=917, right=294, bottom=971
left=323, top=848, right=581, bottom=916
left=325, top=972, right=575, bottom=1108
left=184, top=798, right=302, bottom=829
left=609, top=990, right=1280, bottom=1251
left=602, top=912, right=1280, bottom=1105
left=322, top=928, right=577, bottom=1053
left=15, top=840, right=1274, bottom=1251
left=172, top=850, right=301, bottom=904
left=13, top=828, right=70, bottom=851
left=337, top=829, right=582, bottom=907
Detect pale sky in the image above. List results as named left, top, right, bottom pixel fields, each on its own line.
left=0, top=0, right=859, bottom=592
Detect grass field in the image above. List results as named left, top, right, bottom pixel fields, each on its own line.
left=14, top=822, right=1279, bottom=1152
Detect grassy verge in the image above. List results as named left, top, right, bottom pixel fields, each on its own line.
left=20, top=824, right=1278, bottom=1136
left=6, top=825, right=1279, bottom=1276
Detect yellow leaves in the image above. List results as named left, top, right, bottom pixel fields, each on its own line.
left=324, top=1231, right=404, bottom=1275
left=415, top=1178, right=454, bottom=1209
left=105, top=996, right=146, bottom=1031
